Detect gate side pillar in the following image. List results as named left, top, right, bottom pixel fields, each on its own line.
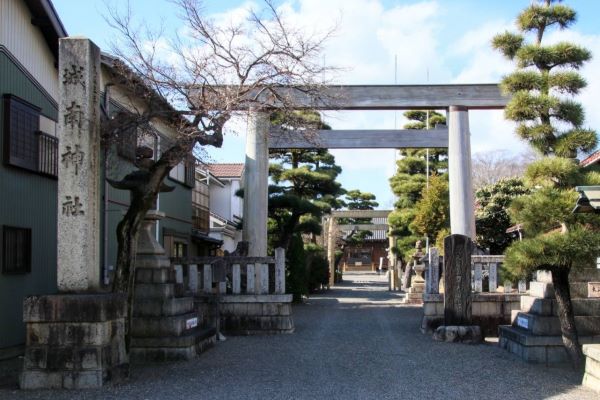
left=243, top=110, right=269, bottom=257
left=448, top=106, right=475, bottom=239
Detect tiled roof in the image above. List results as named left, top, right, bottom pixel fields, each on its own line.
left=581, top=150, right=600, bottom=167
left=207, top=163, right=244, bottom=178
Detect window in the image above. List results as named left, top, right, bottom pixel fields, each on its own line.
left=116, top=127, right=138, bottom=162
left=192, top=176, right=210, bottom=231
left=3, top=94, right=40, bottom=171
left=3, top=95, right=58, bottom=177
left=2, top=226, right=32, bottom=274
left=173, top=241, right=187, bottom=258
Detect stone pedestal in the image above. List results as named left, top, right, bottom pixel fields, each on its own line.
left=403, top=263, right=425, bottom=304
left=131, top=211, right=216, bottom=362
left=20, top=294, right=128, bottom=389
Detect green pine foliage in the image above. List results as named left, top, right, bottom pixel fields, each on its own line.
left=475, top=178, right=530, bottom=254
left=338, top=189, right=379, bottom=246
left=492, top=0, right=596, bottom=158
left=388, top=110, right=448, bottom=261
left=411, top=175, right=449, bottom=242
left=268, top=111, right=346, bottom=300
left=492, top=1, right=599, bottom=367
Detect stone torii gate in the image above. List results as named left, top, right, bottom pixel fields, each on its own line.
left=242, top=84, right=509, bottom=258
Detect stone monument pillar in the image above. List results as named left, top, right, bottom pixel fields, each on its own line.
left=448, top=106, right=475, bottom=239
left=243, top=110, right=269, bottom=257
left=21, top=38, right=128, bottom=390
left=443, top=234, right=472, bottom=325
left=57, top=38, right=102, bottom=291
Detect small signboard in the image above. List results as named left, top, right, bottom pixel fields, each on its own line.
left=588, top=282, right=600, bottom=298
left=186, top=317, right=198, bottom=330
left=517, top=316, right=529, bottom=329
left=355, top=261, right=362, bottom=266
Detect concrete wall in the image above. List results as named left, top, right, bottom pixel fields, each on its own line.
left=421, top=293, right=522, bottom=337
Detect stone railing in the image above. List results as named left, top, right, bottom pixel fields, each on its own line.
left=424, top=251, right=527, bottom=294
left=172, top=248, right=286, bottom=296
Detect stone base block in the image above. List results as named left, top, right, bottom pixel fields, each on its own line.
left=583, top=345, right=600, bottom=393
left=499, top=326, right=600, bottom=364
left=20, top=294, right=128, bottom=389
left=512, top=312, right=600, bottom=336
left=432, top=325, right=482, bottom=344
left=421, top=294, right=521, bottom=336
left=197, top=294, right=295, bottom=335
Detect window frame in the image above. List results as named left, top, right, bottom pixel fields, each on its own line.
left=2, top=225, right=32, bottom=275
left=3, top=94, right=58, bottom=178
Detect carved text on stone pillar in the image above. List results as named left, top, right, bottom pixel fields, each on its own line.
left=62, top=196, right=85, bottom=216
left=62, top=64, right=85, bottom=88
left=61, top=145, right=85, bottom=175
left=64, top=102, right=84, bottom=132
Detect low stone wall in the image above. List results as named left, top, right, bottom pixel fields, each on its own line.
left=196, top=295, right=294, bottom=335
left=421, top=293, right=522, bottom=337
left=20, top=294, right=128, bottom=389
left=583, top=344, right=600, bottom=392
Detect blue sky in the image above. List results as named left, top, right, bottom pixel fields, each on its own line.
left=52, top=0, right=600, bottom=209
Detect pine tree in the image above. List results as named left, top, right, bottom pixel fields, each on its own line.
left=339, top=190, right=379, bottom=246
left=493, top=0, right=600, bottom=367
left=388, top=111, right=447, bottom=261
left=475, top=178, right=530, bottom=254
left=268, top=111, right=345, bottom=300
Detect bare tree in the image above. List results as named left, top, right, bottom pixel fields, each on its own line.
left=101, top=0, right=337, bottom=344
left=471, top=149, right=539, bottom=189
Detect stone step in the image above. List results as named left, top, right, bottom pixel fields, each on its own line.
left=131, top=327, right=216, bottom=348
left=520, top=296, right=600, bottom=317
left=512, top=312, right=600, bottom=336
left=131, top=312, right=200, bottom=337
left=130, top=330, right=216, bottom=363
left=498, top=325, right=600, bottom=364
left=133, top=297, right=195, bottom=317
left=135, top=268, right=175, bottom=284
left=134, top=283, right=175, bottom=299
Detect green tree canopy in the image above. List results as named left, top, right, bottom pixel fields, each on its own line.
left=492, top=0, right=596, bottom=157
left=388, top=110, right=448, bottom=261
left=475, top=178, right=530, bottom=254
left=493, top=0, right=599, bottom=367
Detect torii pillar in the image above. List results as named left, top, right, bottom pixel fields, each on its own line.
left=243, top=111, right=269, bottom=257
left=448, top=106, right=475, bottom=239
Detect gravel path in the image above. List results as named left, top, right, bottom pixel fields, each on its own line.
left=1, top=272, right=596, bottom=400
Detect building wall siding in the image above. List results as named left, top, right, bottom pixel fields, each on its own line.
left=0, top=54, right=59, bottom=349
left=0, top=0, right=59, bottom=101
